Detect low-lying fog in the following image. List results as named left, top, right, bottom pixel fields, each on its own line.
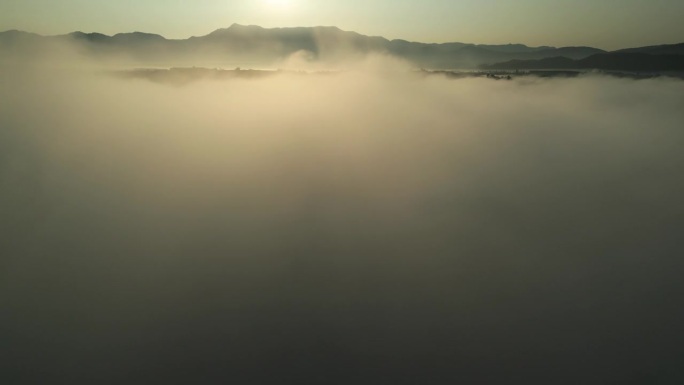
left=2, top=55, right=683, bottom=384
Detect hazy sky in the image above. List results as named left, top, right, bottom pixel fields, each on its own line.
left=1, top=0, right=683, bottom=50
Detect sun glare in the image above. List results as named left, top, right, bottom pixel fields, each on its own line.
left=263, top=0, right=292, bottom=9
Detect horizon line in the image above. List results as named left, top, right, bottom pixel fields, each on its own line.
left=2, top=24, right=683, bottom=52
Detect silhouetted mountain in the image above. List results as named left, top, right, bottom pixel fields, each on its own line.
left=533, top=46, right=606, bottom=60
left=613, top=43, right=684, bottom=55
left=0, top=30, right=45, bottom=49
left=483, top=56, right=577, bottom=70
left=582, top=53, right=684, bottom=71
left=0, top=29, right=42, bottom=41
left=66, top=31, right=111, bottom=43
left=112, top=32, right=166, bottom=42
left=2, top=25, right=681, bottom=69
left=483, top=52, right=684, bottom=72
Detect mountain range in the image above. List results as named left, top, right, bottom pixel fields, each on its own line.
left=1, top=24, right=683, bottom=70
left=483, top=50, right=684, bottom=72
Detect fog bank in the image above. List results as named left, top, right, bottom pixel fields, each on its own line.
left=2, top=60, right=684, bottom=384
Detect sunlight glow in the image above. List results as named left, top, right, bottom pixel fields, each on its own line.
left=263, top=0, right=293, bottom=10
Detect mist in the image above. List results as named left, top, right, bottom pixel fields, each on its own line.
left=2, top=54, right=683, bottom=384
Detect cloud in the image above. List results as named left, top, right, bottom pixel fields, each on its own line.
left=1, top=56, right=683, bottom=383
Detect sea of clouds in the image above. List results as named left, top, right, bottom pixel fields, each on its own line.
left=2, top=54, right=683, bottom=383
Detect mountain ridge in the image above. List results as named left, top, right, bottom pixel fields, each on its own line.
left=483, top=52, right=684, bottom=72
left=1, top=25, right=681, bottom=69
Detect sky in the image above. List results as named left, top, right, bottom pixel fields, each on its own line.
left=1, top=0, right=683, bottom=50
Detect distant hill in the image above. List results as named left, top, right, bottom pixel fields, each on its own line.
left=483, top=52, right=684, bottom=72
left=1, top=24, right=680, bottom=69
left=613, top=43, right=684, bottom=56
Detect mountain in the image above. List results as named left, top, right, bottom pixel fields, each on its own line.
left=483, top=52, right=684, bottom=72
left=1, top=24, right=679, bottom=69
left=483, top=56, right=577, bottom=70
left=613, top=43, right=684, bottom=55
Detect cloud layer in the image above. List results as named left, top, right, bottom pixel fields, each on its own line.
left=2, top=58, right=683, bottom=383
